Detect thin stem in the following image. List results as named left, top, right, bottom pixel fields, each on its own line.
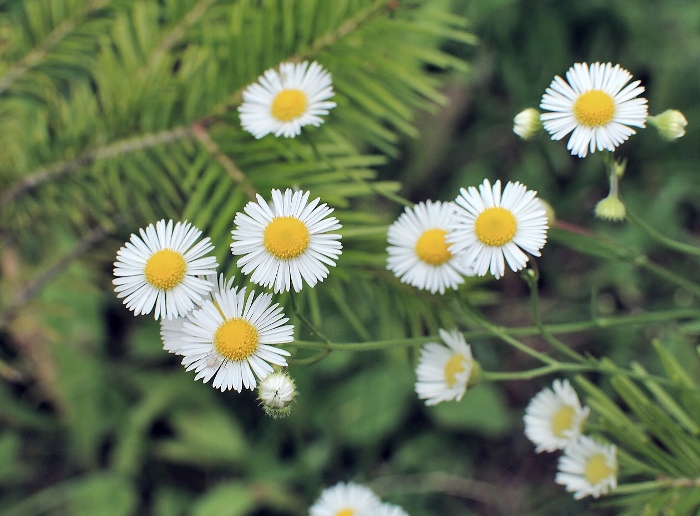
left=635, top=255, right=700, bottom=298
left=289, top=292, right=332, bottom=345
left=627, top=209, right=700, bottom=259
left=481, top=363, right=593, bottom=381
left=522, top=267, right=586, bottom=362
left=288, top=349, right=332, bottom=366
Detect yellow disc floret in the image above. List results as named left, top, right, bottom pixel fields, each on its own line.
left=444, top=353, right=467, bottom=388
left=336, top=510, right=354, bottom=516
left=584, top=453, right=616, bottom=486
left=214, top=318, right=259, bottom=361
left=415, top=228, right=452, bottom=265
left=551, top=405, right=576, bottom=438
left=144, top=249, right=186, bottom=290
left=264, top=217, right=310, bottom=259
left=573, top=90, right=615, bottom=127
left=474, top=207, right=517, bottom=246
left=271, top=89, right=308, bottom=122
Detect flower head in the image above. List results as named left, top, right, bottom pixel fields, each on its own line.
left=259, top=371, right=297, bottom=418
left=231, top=189, right=342, bottom=293
left=239, top=61, right=336, bottom=139
left=387, top=200, right=474, bottom=294
left=594, top=194, right=626, bottom=222
left=447, top=179, right=548, bottom=279
left=415, top=328, right=475, bottom=406
left=648, top=109, right=687, bottom=140
left=377, top=503, right=410, bottom=516
left=556, top=436, right=617, bottom=499
left=524, top=379, right=590, bottom=453
left=540, top=62, right=648, bottom=157
left=513, top=108, right=542, bottom=140
left=309, top=482, right=382, bottom=516
left=113, top=220, right=218, bottom=320
left=175, top=284, right=293, bottom=392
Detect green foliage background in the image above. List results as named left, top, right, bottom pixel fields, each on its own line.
left=1, top=0, right=700, bottom=515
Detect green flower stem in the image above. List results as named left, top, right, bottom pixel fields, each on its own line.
left=634, top=255, right=700, bottom=298
left=481, top=363, right=593, bottom=381
left=287, top=307, right=700, bottom=351
left=288, top=349, right=332, bottom=366
left=289, top=291, right=332, bottom=346
left=612, top=478, right=700, bottom=495
left=522, top=267, right=586, bottom=363
left=303, top=133, right=413, bottom=208
left=626, top=209, right=700, bottom=258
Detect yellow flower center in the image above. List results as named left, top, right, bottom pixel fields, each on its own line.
left=573, top=90, right=615, bottom=127
left=271, top=89, right=308, bottom=121
left=584, top=453, right=616, bottom=486
left=474, top=207, right=517, bottom=246
left=551, top=405, right=576, bottom=438
left=144, top=249, right=186, bottom=290
left=415, top=228, right=452, bottom=265
left=263, top=216, right=310, bottom=259
left=444, top=353, right=467, bottom=388
left=214, top=318, right=259, bottom=361
left=335, top=510, right=354, bottom=516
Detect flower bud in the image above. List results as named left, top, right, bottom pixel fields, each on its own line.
left=513, top=108, right=542, bottom=140
left=648, top=110, right=688, bottom=140
left=594, top=195, right=626, bottom=222
left=258, top=371, right=296, bottom=419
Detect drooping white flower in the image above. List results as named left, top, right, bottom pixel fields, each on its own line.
left=415, top=328, right=474, bottom=406
left=556, top=436, right=617, bottom=499
left=523, top=379, right=590, bottom=453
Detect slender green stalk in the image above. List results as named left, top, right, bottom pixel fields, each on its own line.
left=522, top=267, right=586, bottom=362
left=289, top=291, right=332, bottom=345
left=634, top=255, right=700, bottom=298
left=481, top=363, right=593, bottom=381
left=627, top=209, right=700, bottom=258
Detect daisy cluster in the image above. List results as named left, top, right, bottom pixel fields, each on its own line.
left=523, top=379, right=617, bottom=500
left=309, top=481, right=409, bottom=516
left=113, top=187, right=343, bottom=395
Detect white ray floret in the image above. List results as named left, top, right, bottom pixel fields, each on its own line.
left=113, top=219, right=218, bottom=320
left=231, top=188, right=342, bottom=293
left=309, top=482, right=382, bottom=516
left=415, top=328, right=475, bottom=406
left=387, top=200, right=474, bottom=294
left=540, top=62, right=648, bottom=158
left=175, top=284, right=293, bottom=392
left=556, top=436, right=617, bottom=499
left=239, top=61, right=336, bottom=139
left=524, top=378, right=590, bottom=453
left=447, top=179, right=548, bottom=279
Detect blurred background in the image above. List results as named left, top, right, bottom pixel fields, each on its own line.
left=1, top=0, right=700, bottom=514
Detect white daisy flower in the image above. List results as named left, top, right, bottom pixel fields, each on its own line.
left=415, top=328, right=474, bottom=406
left=556, top=436, right=617, bottom=499
left=387, top=200, right=474, bottom=294
left=175, top=285, right=293, bottom=392
left=113, top=219, right=218, bottom=320
left=523, top=379, right=590, bottom=453
left=540, top=62, right=648, bottom=158
left=309, top=482, right=382, bottom=516
left=161, top=274, right=232, bottom=355
left=377, top=503, right=410, bottom=516
left=447, top=179, right=548, bottom=279
left=238, top=60, right=336, bottom=139
left=231, top=188, right=342, bottom=293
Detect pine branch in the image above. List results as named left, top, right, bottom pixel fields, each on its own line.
left=0, top=127, right=190, bottom=209
left=0, top=0, right=110, bottom=96
left=1, top=0, right=394, bottom=207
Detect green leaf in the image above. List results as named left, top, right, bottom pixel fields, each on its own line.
left=427, top=383, right=512, bottom=436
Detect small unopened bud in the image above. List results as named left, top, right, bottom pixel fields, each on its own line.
left=648, top=110, right=688, bottom=140
left=513, top=108, right=542, bottom=140
left=258, top=371, right=296, bottom=419
left=595, top=195, right=626, bottom=222
left=537, top=199, right=556, bottom=226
